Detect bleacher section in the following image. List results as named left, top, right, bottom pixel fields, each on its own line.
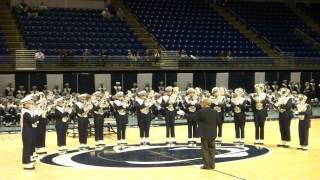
left=226, top=1, right=320, bottom=57
left=298, top=3, right=320, bottom=24
left=14, top=7, right=145, bottom=56
left=0, top=30, right=9, bottom=55
left=125, top=0, right=266, bottom=57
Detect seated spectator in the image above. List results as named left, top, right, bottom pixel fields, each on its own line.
left=128, top=49, right=137, bottom=62
left=38, top=2, right=48, bottom=11
left=153, top=49, right=161, bottom=63
left=226, top=50, right=233, bottom=61
left=181, top=49, right=188, bottom=58
left=144, top=49, right=152, bottom=61
left=38, top=2, right=48, bottom=15
left=219, top=50, right=226, bottom=61
left=101, top=8, right=112, bottom=20
left=17, top=0, right=30, bottom=15
left=99, top=49, right=108, bottom=58
left=34, top=49, right=45, bottom=61
left=83, top=48, right=91, bottom=56
left=116, top=8, right=125, bottom=21
left=99, top=49, right=108, bottom=64
left=83, top=48, right=91, bottom=62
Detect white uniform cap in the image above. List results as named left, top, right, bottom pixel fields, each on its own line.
left=20, top=94, right=34, bottom=104
left=54, top=97, right=64, bottom=104
left=78, top=94, right=88, bottom=98
left=138, top=90, right=147, bottom=96
left=187, top=88, right=195, bottom=93
left=93, top=91, right=103, bottom=97
left=165, top=86, right=173, bottom=92
left=116, top=91, right=124, bottom=97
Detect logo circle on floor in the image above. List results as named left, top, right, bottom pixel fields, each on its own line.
left=40, top=143, right=270, bottom=168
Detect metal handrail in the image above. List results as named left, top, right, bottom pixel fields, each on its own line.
left=0, top=55, right=320, bottom=72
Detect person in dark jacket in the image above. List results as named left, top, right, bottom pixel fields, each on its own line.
left=185, top=98, right=218, bottom=170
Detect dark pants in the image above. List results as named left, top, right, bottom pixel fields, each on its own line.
left=94, top=114, right=105, bottom=141
left=22, top=127, right=34, bottom=164
left=139, top=120, right=151, bottom=138
left=78, top=117, right=89, bottom=144
left=234, top=114, right=245, bottom=139
left=201, top=137, right=215, bottom=169
left=36, top=117, right=47, bottom=148
left=56, top=121, right=67, bottom=146
left=298, top=120, right=309, bottom=146
left=165, top=111, right=176, bottom=138
left=187, top=119, right=198, bottom=138
left=279, top=114, right=291, bottom=141
left=254, top=111, right=265, bottom=140
left=217, top=121, right=223, bottom=138
left=117, top=123, right=127, bottom=140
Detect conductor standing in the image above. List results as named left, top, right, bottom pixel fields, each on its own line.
left=184, top=98, right=218, bottom=169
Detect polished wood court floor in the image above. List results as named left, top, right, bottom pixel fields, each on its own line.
left=1, top=119, right=320, bottom=180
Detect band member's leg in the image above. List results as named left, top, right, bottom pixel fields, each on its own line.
left=22, top=132, right=33, bottom=165
left=192, top=120, right=197, bottom=138
left=234, top=118, right=240, bottom=139
left=78, top=120, right=84, bottom=144
left=83, top=119, right=89, bottom=145
left=298, top=122, right=303, bottom=146
left=99, top=117, right=104, bottom=141
left=117, top=123, right=122, bottom=141
left=40, top=117, right=47, bottom=149
left=94, top=117, right=99, bottom=142
left=187, top=119, right=193, bottom=139
left=122, top=124, right=126, bottom=140
left=62, top=123, right=67, bottom=146
left=208, top=138, right=215, bottom=169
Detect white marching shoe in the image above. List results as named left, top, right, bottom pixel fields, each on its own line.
left=23, top=163, right=35, bottom=170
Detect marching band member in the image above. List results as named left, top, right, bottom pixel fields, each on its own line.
left=34, top=92, right=50, bottom=155
left=62, top=83, right=71, bottom=96
left=158, top=81, right=165, bottom=94
left=52, top=85, right=62, bottom=96
left=210, top=87, right=226, bottom=145
left=92, top=92, right=109, bottom=148
left=75, top=94, right=92, bottom=150
left=113, top=92, right=129, bottom=146
left=30, top=86, right=39, bottom=95
left=135, top=90, right=154, bottom=146
left=251, top=84, right=268, bottom=145
left=131, top=82, right=138, bottom=94
left=16, top=85, right=26, bottom=97
left=161, top=86, right=178, bottom=146
left=20, top=94, right=37, bottom=170
left=275, top=88, right=293, bottom=148
left=5, top=83, right=15, bottom=96
left=144, top=83, right=152, bottom=93
left=231, top=88, right=246, bottom=147
left=54, top=97, right=71, bottom=153
left=184, top=88, right=200, bottom=147
left=296, top=94, right=312, bottom=151
left=98, top=83, right=107, bottom=93
left=114, top=82, right=122, bottom=93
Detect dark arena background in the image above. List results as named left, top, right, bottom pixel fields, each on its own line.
left=1, top=0, right=320, bottom=179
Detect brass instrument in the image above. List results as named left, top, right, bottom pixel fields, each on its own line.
left=140, top=98, right=154, bottom=114
left=167, top=95, right=177, bottom=111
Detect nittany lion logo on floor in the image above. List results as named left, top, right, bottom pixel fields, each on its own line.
left=40, top=143, right=270, bottom=168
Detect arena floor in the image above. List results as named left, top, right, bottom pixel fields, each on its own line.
left=1, top=120, right=320, bottom=180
